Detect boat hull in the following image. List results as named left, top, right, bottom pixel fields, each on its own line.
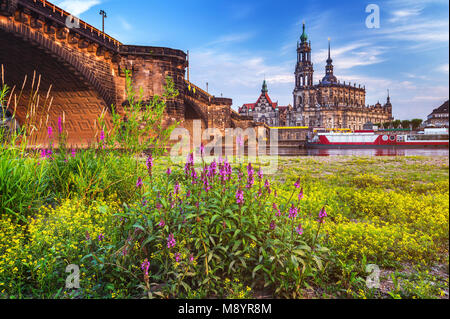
left=307, top=132, right=449, bottom=149
left=307, top=143, right=449, bottom=149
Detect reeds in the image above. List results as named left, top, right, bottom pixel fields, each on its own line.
left=1, top=65, right=54, bottom=149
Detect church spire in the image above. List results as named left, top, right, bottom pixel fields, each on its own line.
left=262, top=79, right=268, bottom=93
left=328, top=38, right=331, bottom=60
left=322, top=38, right=337, bottom=84
left=327, top=38, right=332, bottom=64
left=300, top=22, right=308, bottom=43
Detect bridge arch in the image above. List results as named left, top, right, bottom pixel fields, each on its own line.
left=0, top=27, right=110, bottom=146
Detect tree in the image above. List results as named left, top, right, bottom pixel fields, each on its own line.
left=392, top=119, right=401, bottom=129
left=411, top=119, right=423, bottom=130
left=401, top=120, right=411, bottom=129
left=383, top=121, right=391, bottom=129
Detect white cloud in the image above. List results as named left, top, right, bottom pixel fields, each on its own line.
left=388, top=8, right=423, bottom=23
left=377, top=20, right=449, bottom=43
left=436, top=64, right=449, bottom=73
left=53, top=0, right=101, bottom=16
left=312, top=41, right=388, bottom=71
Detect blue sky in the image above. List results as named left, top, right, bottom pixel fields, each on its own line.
left=54, top=0, right=449, bottom=120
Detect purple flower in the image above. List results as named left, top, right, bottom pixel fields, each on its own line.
left=298, top=188, right=304, bottom=201
left=236, top=189, right=244, bottom=205
left=296, top=223, right=304, bottom=235
left=146, top=154, right=153, bottom=176
left=141, top=259, right=150, bottom=276
left=318, top=207, right=327, bottom=223
left=166, top=168, right=172, bottom=176
left=203, top=178, right=211, bottom=192
left=174, top=182, right=180, bottom=194
left=189, top=254, right=194, bottom=263
left=200, top=143, right=205, bottom=157
left=270, top=220, right=276, bottom=230
left=47, top=126, right=53, bottom=139
left=174, top=253, right=181, bottom=263
left=136, top=177, right=143, bottom=188
left=100, top=130, right=105, bottom=141
left=98, top=233, right=104, bottom=241
left=167, top=234, right=176, bottom=249
left=246, top=163, right=255, bottom=188
left=58, top=117, right=62, bottom=134
left=207, top=161, right=217, bottom=177
left=158, top=219, right=165, bottom=227
left=273, top=203, right=281, bottom=217
left=40, top=149, right=53, bottom=160
left=294, top=178, right=301, bottom=189
left=247, top=163, right=254, bottom=176
left=289, top=204, right=298, bottom=219
left=264, top=179, right=271, bottom=193
left=258, top=167, right=263, bottom=180
left=71, top=149, right=76, bottom=157
left=191, top=169, right=198, bottom=184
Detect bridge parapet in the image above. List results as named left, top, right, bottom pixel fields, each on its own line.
left=3, top=0, right=121, bottom=50
left=185, top=81, right=233, bottom=106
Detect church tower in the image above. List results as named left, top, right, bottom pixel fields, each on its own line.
left=293, top=23, right=315, bottom=126
left=295, top=23, right=314, bottom=89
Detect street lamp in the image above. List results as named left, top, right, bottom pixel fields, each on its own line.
left=99, top=10, right=107, bottom=33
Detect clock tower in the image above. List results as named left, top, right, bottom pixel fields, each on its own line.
left=293, top=23, right=315, bottom=126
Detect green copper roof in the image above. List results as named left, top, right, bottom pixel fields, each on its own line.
left=262, top=80, right=268, bottom=93
left=300, top=23, right=308, bottom=42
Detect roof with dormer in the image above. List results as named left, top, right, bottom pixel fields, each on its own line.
left=239, top=81, right=289, bottom=112
left=430, top=100, right=449, bottom=115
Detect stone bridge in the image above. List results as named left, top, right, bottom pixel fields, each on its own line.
left=0, top=0, right=262, bottom=147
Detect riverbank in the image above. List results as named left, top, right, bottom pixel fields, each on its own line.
left=0, top=153, right=448, bottom=299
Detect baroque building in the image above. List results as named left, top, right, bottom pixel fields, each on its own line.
left=239, top=23, right=393, bottom=130
left=238, top=80, right=292, bottom=126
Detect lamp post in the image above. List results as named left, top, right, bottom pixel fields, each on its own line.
left=99, top=10, right=107, bottom=33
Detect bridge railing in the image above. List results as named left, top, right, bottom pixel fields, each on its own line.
left=185, top=81, right=232, bottom=106
left=120, top=45, right=186, bottom=61
left=24, top=0, right=122, bottom=48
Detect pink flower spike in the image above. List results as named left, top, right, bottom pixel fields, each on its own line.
left=58, top=117, right=62, bottom=134
left=136, top=177, right=143, bottom=188
left=47, top=126, right=53, bottom=139
left=298, top=188, right=304, bottom=201
left=296, top=224, right=304, bottom=235
left=318, top=207, right=327, bottom=223
left=167, top=234, right=176, bottom=249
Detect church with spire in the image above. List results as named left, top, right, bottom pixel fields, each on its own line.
left=239, top=23, right=393, bottom=130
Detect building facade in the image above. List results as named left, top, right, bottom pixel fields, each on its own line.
left=239, top=23, right=393, bottom=130
left=425, top=101, right=449, bottom=128
left=238, top=80, right=292, bottom=126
